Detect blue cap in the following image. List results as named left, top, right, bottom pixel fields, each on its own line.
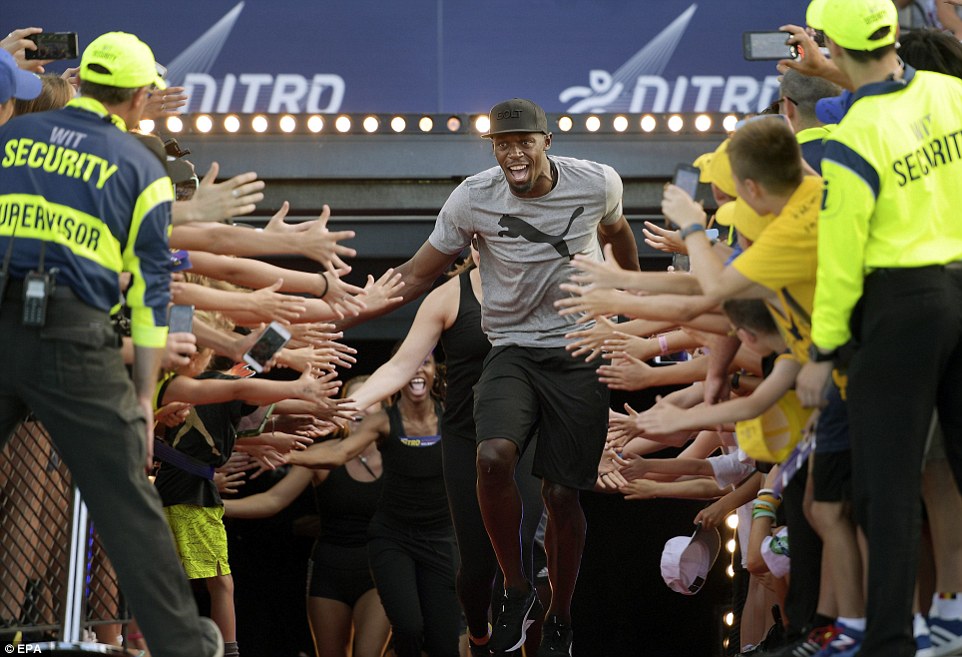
left=815, top=90, right=854, bottom=125
left=0, top=48, right=42, bottom=105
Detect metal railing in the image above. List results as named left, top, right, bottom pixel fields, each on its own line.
left=0, top=419, right=129, bottom=645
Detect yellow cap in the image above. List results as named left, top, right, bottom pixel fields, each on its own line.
left=735, top=391, right=813, bottom=463
left=716, top=197, right=773, bottom=242
left=807, top=0, right=898, bottom=51
left=693, top=139, right=737, bottom=198
left=80, top=32, right=167, bottom=90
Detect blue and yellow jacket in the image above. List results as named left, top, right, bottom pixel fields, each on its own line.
left=0, top=97, right=173, bottom=347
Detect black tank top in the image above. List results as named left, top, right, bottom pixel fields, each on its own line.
left=377, top=402, right=450, bottom=529
left=439, top=271, right=489, bottom=441
left=312, top=465, right=382, bottom=548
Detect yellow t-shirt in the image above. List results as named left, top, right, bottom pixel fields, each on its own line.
left=731, top=175, right=822, bottom=362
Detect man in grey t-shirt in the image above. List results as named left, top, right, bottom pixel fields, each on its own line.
left=383, top=98, right=639, bottom=656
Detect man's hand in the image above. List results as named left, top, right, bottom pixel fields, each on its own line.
left=661, top=184, right=707, bottom=231
left=2, top=27, right=51, bottom=73
left=597, top=447, right=630, bottom=490
left=353, top=269, right=405, bottom=313
left=778, top=24, right=853, bottom=90
left=796, top=360, right=834, bottom=408
left=182, top=162, right=266, bottom=223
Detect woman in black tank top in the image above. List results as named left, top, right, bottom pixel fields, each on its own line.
left=335, top=248, right=545, bottom=657
left=224, top=377, right=390, bottom=657
left=288, top=353, right=461, bottom=657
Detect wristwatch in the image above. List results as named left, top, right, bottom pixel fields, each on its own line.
left=807, top=344, right=837, bottom=363
left=679, top=224, right=706, bottom=240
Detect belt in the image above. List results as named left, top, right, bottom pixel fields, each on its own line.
left=3, top=278, right=81, bottom=302
left=872, top=260, right=962, bottom=274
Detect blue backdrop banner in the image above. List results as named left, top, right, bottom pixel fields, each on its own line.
left=8, top=1, right=812, bottom=114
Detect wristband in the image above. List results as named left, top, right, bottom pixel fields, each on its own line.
left=679, top=224, right=706, bottom=240
left=658, top=335, right=670, bottom=355
left=752, top=507, right=777, bottom=521
left=758, top=488, right=780, bottom=500
left=318, top=272, right=330, bottom=298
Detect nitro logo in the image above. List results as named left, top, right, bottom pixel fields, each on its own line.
left=184, top=73, right=345, bottom=113
left=557, top=4, right=780, bottom=113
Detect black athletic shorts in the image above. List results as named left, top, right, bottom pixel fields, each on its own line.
left=812, top=450, right=852, bottom=503
left=306, top=543, right=375, bottom=606
left=474, top=346, right=609, bottom=490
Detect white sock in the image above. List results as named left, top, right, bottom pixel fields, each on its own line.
left=915, top=613, right=930, bottom=638
left=932, top=592, right=962, bottom=621
left=837, top=617, right=866, bottom=633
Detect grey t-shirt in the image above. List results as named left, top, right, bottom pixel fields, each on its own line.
left=429, top=155, right=623, bottom=348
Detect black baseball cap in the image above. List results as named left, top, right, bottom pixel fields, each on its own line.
left=481, top=98, right=549, bottom=138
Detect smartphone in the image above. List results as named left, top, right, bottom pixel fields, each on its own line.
left=25, top=32, right=79, bottom=60
left=743, top=31, right=796, bottom=61
left=167, top=304, right=194, bottom=334
left=673, top=163, right=701, bottom=199
left=236, top=403, right=276, bottom=437
left=243, top=322, right=291, bottom=373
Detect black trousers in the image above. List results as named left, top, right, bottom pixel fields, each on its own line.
left=781, top=460, right=822, bottom=636
left=0, top=296, right=206, bottom=657
left=848, top=265, right=962, bottom=657
left=367, top=513, right=461, bottom=657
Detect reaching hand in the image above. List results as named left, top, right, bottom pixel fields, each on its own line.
left=565, top=315, right=620, bottom=362
left=555, top=283, right=629, bottom=320
left=187, top=162, right=266, bottom=222
left=248, top=279, right=307, bottom=323
left=694, top=503, right=727, bottom=530
left=568, top=243, right=631, bottom=290
left=596, top=351, right=655, bottom=391
left=143, top=86, right=189, bottom=122
left=597, top=447, right=630, bottom=490
left=620, top=478, right=660, bottom=501
left=321, top=272, right=367, bottom=319
left=155, top=401, right=192, bottom=428
left=642, top=221, right=686, bottom=255
left=213, top=469, right=247, bottom=495
left=354, top=269, right=405, bottom=312
left=299, top=205, right=357, bottom=272
left=633, top=396, right=687, bottom=435
left=603, top=332, right=656, bottom=362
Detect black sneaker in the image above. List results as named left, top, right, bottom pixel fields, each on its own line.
left=767, top=624, right=836, bottom=657
left=489, top=584, right=543, bottom=654
left=537, top=615, right=573, bottom=657
left=469, top=641, right=491, bottom=657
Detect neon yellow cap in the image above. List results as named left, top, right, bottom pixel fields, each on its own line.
left=693, top=139, right=737, bottom=198
left=717, top=196, right=773, bottom=242
left=807, top=0, right=898, bottom=51
left=80, top=32, right=167, bottom=90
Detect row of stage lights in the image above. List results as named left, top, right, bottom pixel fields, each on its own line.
left=139, top=112, right=741, bottom=137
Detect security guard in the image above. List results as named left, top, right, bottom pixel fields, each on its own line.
left=796, top=1, right=962, bottom=656
left=0, top=33, right=222, bottom=657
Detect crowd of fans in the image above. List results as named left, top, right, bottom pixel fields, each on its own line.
left=3, top=1, right=962, bottom=656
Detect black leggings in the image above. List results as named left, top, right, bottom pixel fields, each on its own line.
left=442, top=432, right=543, bottom=635
left=367, top=514, right=461, bottom=657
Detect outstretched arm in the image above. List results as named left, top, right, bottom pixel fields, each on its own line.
left=222, top=465, right=316, bottom=519
left=348, top=278, right=456, bottom=411
left=288, top=412, right=389, bottom=469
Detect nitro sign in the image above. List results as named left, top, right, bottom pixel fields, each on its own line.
left=183, top=73, right=346, bottom=114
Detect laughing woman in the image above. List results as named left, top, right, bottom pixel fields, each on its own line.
left=288, top=353, right=460, bottom=657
